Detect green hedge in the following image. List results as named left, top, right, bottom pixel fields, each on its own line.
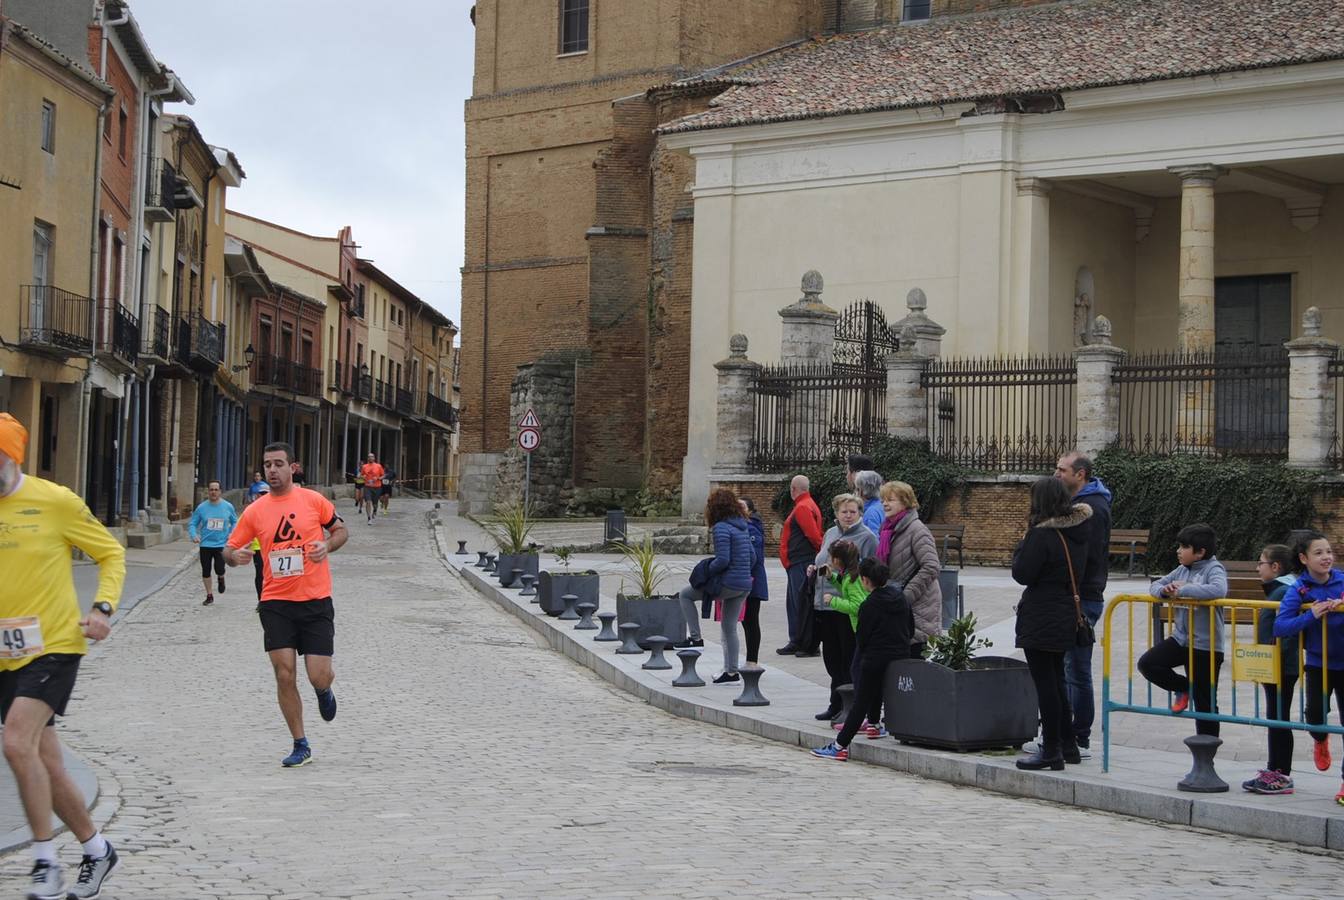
left=1093, top=448, right=1329, bottom=571
left=771, top=438, right=965, bottom=530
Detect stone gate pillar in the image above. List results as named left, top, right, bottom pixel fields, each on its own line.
left=1073, top=315, right=1127, bottom=458
left=890, top=287, right=947, bottom=359
left=778, top=270, right=839, bottom=364
left=713, top=335, right=760, bottom=477
left=886, top=324, right=928, bottom=441
left=1286, top=307, right=1339, bottom=470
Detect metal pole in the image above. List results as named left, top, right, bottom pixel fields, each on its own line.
left=524, top=450, right=530, bottom=511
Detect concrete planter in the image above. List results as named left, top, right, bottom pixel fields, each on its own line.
left=496, top=552, right=539, bottom=588
left=616, top=593, right=687, bottom=649
left=538, top=571, right=600, bottom=617
left=882, top=656, right=1037, bottom=752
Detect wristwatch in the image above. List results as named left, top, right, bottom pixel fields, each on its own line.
left=91, top=602, right=114, bottom=617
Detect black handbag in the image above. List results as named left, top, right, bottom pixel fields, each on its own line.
left=1059, top=532, right=1096, bottom=648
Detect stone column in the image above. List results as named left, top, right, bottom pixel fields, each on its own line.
left=1073, top=315, right=1127, bottom=458
left=886, top=324, right=928, bottom=441
left=1286, top=307, right=1339, bottom=470
left=1012, top=178, right=1051, bottom=353
left=1170, top=164, right=1225, bottom=450
left=712, top=334, right=761, bottom=477
left=778, top=270, right=839, bottom=365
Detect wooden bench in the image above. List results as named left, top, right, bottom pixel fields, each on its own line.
left=927, top=524, right=965, bottom=569
left=1110, top=528, right=1151, bottom=577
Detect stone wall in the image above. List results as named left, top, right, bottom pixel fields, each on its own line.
left=925, top=477, right=1035, bottom=566
left=458, top=451, right=505, bottom=515
left=496, top=360, right=576, bottom=516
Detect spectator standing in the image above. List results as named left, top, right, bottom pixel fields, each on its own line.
left=738, top=498, right=769, bottom=670
left=675, top=488, right=753, bottom=683
left=292, top=461, right=306, bottom=486
left=855, top=470, right=885, bottom=536
left=1051, top=451, right=1111, bottom=757
left=1012, top=478, right=1094, bottom=770
left=808, top=495, right=876, bottom=719
left=1242, top=543, right=1298, bottom=795
left=1275, top=531, right=1344, bottom=806
left=1138, top=524, right=1228, bottom=736
left=878, top=481, right=942, bottom=657
left=777, top=475, right=823, bottom=655
left=846, top=453, right=874, bottom=488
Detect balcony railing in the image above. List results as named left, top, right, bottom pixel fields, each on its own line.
left=254, top=353, right=323, bottom=397
left=356, top=372, right=372, bottom=401
left=19, top=285, right=93, bottom=355
left=177, top=312, right=225, bottom=372
left=396, top=386, right=414, bottom=415
left=425, top=393, right=456, bottom=429
left=107, top=301, right=139, bottom=365
left=144, top=158, right=177, bottom=223
left=140, top=306, right=171, bottom=360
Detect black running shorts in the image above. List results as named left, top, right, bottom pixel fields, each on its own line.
left=257, top=598, right=335, bottom=656
left=199, top=546, right=226, bottom=578
left=0, top=653, right=81, bottom=725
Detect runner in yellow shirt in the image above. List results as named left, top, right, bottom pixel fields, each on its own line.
left=0, top=414, right=125, bottom=899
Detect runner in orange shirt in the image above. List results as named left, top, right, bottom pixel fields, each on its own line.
left=358, top=452, right=385, bottom=526
left=225, top=441, right=349, bottom=767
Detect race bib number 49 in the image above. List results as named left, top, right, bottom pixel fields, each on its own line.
left=0, top=617, right=44, bottom=659
left=269, top=548, right=305, bottom=578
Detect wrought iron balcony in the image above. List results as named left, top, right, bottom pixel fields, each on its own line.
left=176, top=312, right=225, bottom=372
left=144, top=158, right=177, bottom=224
left=395, top=387, right=414, bottom=415
left=356, top=372, right=372, bottom=401
left=139, top=306, right=170, bottom=361
left=424, top=393, right=456, bottom=429
left=253, top=353, right=323, bottom=398
left=99, top=301, right=139, bottom=365
left=18, top=285, right=93, bottom=356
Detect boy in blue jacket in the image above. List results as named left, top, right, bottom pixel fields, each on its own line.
left=1275, top=531, right=1344, bottom=805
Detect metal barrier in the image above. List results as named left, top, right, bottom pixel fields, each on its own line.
left=1101, top=593, right=1340, bottom=772
left=397, top=475, right=458, bottom=499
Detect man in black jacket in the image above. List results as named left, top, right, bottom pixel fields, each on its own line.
left=1054, top=451, right=1112, bottom=755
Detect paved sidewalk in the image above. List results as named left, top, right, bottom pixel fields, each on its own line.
left=436, top=506, right=1344, bottom=849
left=0, top=534, right=196, bottom=854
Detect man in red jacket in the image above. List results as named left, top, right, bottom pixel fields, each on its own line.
left=777, top=474, right=823, bottom=655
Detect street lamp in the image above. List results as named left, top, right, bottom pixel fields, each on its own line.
left=231, top=343, right=255, bottom=373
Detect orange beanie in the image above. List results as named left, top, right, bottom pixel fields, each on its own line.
left=0, top=413, right=29, bottom=465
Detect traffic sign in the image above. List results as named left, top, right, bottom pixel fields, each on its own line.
left=518, top=408, right=541, bottom=429
left=518, top=427, right=541, bottom=453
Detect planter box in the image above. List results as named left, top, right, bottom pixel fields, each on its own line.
left=538, top=571, right=600, bottom=617
left=616, top=593, right=687, bottom=649
left=882, top=656, right=1037, bottom=752
left=496, top=552, right=539, bottom=588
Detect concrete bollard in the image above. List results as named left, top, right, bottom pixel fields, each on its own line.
left=673, top=649, right=705, bottom=687
left=616, top=622, right=643, bottom=654
left=484, top=554, right=497, bottom=573
left=475, top=551, right=489, bottom=568
left=642, top=635, right=673, bottom=670
left=833, top=683, right=855, bottom=725
left=503, top=567, right=524, bottom=589
left=1177, top=734, right=1229, bottom=793
left=519, top=574, right=537, bottom=597
left=594, top=611, right=619, bottom=642
left=574, top=601, right=598, bottom=630
left=456, top=540, right=469, bottom=555
left=733, top=668, right=770, bottom=706
left=558, top=593, right=581, bottom=621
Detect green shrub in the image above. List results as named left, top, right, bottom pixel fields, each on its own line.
left=1093, top=448, right=1328, bottom=570
left=771, top=437, right=967, bottom=529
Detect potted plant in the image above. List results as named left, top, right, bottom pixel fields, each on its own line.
left=539, top=545, right=601, bottom=617
left=881, top=613, right=1038, bottom=752
left=614, top=535, right=685, bottom=648
left=488, top=502, right=539, bottom=588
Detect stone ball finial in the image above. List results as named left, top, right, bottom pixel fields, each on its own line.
left=1303, top=306, right=1323, bottom=338
left=906, top=287, right=927, bottom=312
left=1091, top=314, right=1113, bottom=345
left=800, top=270, right=824, bottom=301
left=728, top=333, right=748, bottom=357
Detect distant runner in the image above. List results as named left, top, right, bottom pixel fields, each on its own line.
left=247, top=470, right=269, bottom=504
left=0, top=414, right=124, bottom=899
left=378, top=466, right=395, bottom=517
left=189, top=480, right=238, bottom=606
left=359, top=453, right=384, bottom=525
left=225, top=442, right=349, bottom=767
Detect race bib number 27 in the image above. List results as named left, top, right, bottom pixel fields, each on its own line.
left=269, top=548, right=305, bottom=578
left=0, top=617, right=44, bottom=659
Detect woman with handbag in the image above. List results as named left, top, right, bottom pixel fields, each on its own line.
left=675, top=488, right=754, bottom=683
left=1011, top=477, right=1094, bottom=771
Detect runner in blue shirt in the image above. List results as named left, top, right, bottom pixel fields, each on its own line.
left=190, top=480, right=238, bottom=606
left=247, top=471, right=270, bottom=503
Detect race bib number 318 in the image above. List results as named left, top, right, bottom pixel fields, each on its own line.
left=0, top=617, right=44, bottom=659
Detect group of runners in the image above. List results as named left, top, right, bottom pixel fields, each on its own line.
left=1, top=411, right=362, bottom=900
left=352, top=453, right=393, bottom=524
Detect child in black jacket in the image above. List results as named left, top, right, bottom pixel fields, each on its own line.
left=812, top=558, right=913, bottom=761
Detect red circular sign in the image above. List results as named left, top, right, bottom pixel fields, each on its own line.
left=518, top=428, right=541, bottom=452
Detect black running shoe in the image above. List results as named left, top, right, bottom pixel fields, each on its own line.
left=217, top=574, right=226, bottom=594
left=317, top=687, right=337, bottom=722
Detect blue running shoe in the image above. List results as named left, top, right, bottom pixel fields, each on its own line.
left=810, top=741, right=849, bottom=761
left=282, top=739, right=312, bottom=768
left=317, top=688, right=337, bottom=722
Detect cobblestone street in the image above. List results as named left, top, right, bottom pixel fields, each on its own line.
left=4, top=499, right=1342, bottom=898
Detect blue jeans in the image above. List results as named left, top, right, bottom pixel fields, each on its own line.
left=1064, top=599, right=1103, bottom=744
left=784, top=562, right=810, bottom=644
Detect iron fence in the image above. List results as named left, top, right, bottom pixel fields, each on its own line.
left=1113, top=350, right=1289, bottom=458
left=747, top=362, right=887, bottom=471
left=1326, top=356, right=1344, bottom=469
left=921, top=355, right=1076, bottom=472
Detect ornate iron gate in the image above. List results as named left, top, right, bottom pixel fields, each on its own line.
left=833, top=300, right=897, bottom=453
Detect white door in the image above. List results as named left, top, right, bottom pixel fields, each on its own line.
left=31, top=223, right=53, bottom=331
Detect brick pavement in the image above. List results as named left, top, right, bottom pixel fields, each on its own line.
left=3, top=499, right=1342, bottom=898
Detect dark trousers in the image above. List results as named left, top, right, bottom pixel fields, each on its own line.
left=743, top=599, right=762, bottom=664
left=1063, top=599, right=1102, bottom=745
left=848, top=646, right=883, bottom=726
left=1138, top=637, right=1223, bottom=737
left=784, top=562, right=810, bottom=644
left=1025, top=649, right=1072, bottom=753
left=837, top=657, right=892, bottom=748
left=1262, top=672, right=1299, bottom=776
left=817, top=611, right=856, bottom=712
left=1304, top=666, right=1344, bottom=775
left=253, top=552, right=264, bottom=600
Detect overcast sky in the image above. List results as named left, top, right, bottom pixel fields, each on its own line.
left=129, top=0, right=475, bottom=329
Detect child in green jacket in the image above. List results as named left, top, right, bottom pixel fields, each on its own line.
left=820, top=540, right=887, bottom=738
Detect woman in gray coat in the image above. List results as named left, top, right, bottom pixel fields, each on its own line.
left=877, top=481, right=942, bottom=657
